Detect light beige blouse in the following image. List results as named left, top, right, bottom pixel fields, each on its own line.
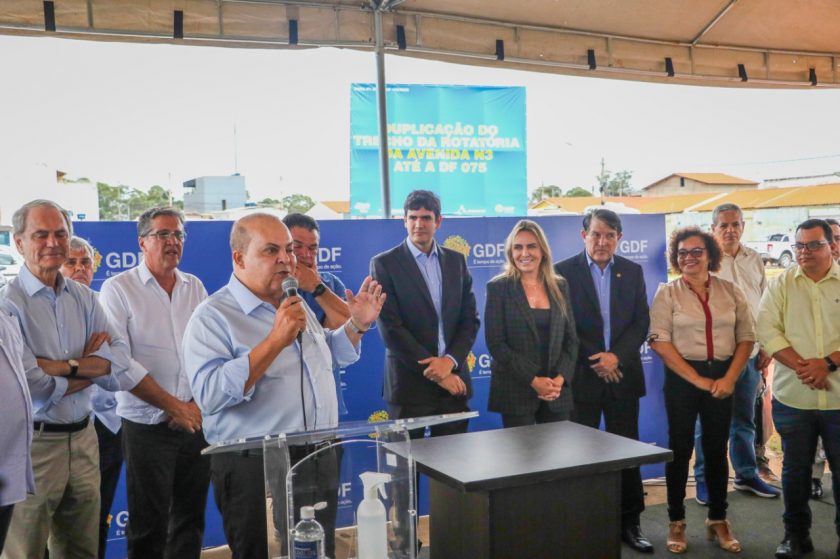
left=649, top=275, right=756, bottom=361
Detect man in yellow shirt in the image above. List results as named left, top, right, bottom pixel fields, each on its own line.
left=757, top=219, right=840, bottom=559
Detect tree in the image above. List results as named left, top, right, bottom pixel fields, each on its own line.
left=257, top=197, right=281, bottom=206
left=97, top=181, right=182, bottom=221
left=594, top=166, right=634, bottom=196
left=529, top=185, right=563, bottom=203
left=565, top=187, right=593, bottom=197
left=281, top=194, right=315, bottom=214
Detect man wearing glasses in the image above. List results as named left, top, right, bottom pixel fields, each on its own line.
left=757, top=219, right=840, bottom=559
left=100, top=207, right=210, bottom=559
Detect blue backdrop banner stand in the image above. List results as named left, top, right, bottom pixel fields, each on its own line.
left=75, top=213, right=666, bottom=557
left=350, top=84, right=527, bottom=218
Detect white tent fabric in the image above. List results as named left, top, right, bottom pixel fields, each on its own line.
left=1, top=0, right=838, bottom=88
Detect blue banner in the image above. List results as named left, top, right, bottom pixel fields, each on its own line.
left=350, top=84, right=527, bottom=217
left=75, top=214, right=666, bottom=556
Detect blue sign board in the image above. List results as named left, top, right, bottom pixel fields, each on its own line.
left=350, top=84, right=527, bottom=217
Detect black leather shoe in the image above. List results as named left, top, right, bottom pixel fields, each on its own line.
left=811, top=478, right=824, bottom=499
left=775, top=534, right=814, bottom=559
left=621, top=525, right=654, bottom=553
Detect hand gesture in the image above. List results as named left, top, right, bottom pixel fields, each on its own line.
left=588, top=352, right=619, bottom=375
left=437, top=374, right=467, bottom=396
left=167, top=400, right=203, bottom=433
left=531, top=376, right=562, bottom=400
left=710, top=377, right=735, bottom=399
left=295, top=262, right=321, bottom=292
left=795, top=358, right=831, bottom=390
left=420, top=356, right=454, bottom=383
left=271, top=295, right=306, bottom=348
left=694, top=376, right=714, bottom=392
left=346, top=276, right=386, bottom=328
left=83, top=332, right=112, bottom=357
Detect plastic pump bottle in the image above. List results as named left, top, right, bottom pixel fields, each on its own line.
left=293, top=502, right=326, bottom=559
left=356, top=472, right=392, bottom=559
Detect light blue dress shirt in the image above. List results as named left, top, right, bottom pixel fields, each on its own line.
left=586, top=253, right=614, bottom=351
left=0, top=265, right=136, bottom=424
left=0, top=311, right=34, bottom=506
left=406, top=239, right=452, bottom=362
left=183, top=274, right=361, bottom=445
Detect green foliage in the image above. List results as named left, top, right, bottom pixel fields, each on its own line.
left=281, top=194, right=315, bottom=214
left=97, top=182, right=182, bottom=221
left=257, top=197, right=281, bottom=206
left=565, top=187, right=593, bottom=197
left=595, top=168, right=634, bottom=196
left=529, top=185, right=563, bottom=203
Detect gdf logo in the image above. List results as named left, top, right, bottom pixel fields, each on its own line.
left=104, top=251, right=143, bottom=270
left=618, top=240, right=649, bottom=254
left=472, top=243, right=505, bottom=258
left=442, top=235, right=470, bottom=257
left=318, top=247, right=342, bottom=263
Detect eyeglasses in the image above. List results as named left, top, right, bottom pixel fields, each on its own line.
left=792, top=241, right=828, bottom=252
left=145, top=230, right=186, bottom=241
left=677, top=248, right=706, bottom=259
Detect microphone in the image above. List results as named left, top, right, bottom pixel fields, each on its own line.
left=281, top=276, right=303, bottom=342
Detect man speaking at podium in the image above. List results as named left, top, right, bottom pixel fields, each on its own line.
left=183, top=213, right=385, bottom=559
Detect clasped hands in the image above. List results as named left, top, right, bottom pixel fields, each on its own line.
left=794, top=357, right=832, bottom=391
left=421, top=356, right=467, bottom=396
left=589, top=352, right=622, bottom=383
left=531, top=376, right=564, bottom=401
left=694, top=375, right=735, bottom=399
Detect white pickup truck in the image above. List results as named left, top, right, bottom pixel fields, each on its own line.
left=744, top=234, right=794, bottom=267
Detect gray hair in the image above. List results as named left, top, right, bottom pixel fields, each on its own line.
left=69, top=236, right=94, bottom=257
left=711, top=203, right=743, bottom=226
left=12, top=199, right=73, bottom=237
left=137, top=207, right=185, bottom=238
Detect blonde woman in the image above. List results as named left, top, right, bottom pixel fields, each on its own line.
left=485, top=219, right=578, bottom=426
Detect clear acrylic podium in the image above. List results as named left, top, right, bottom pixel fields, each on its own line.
left=202, top=412, right=476, bottom=559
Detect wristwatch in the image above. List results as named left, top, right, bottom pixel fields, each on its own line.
left=67, top=359, right=80, bottom=378
left=826, top=356, right=838, bottom=372
left=312, top=283, right=327, bottom=297
left=345, top=318, right=369, bottom=334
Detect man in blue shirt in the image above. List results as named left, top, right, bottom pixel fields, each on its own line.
left=0, top=200, right=138, bottom=559
left=283, top=213, right=351, bottom=415
left=555, top=208, right=653, bottom=554
left=183, top=213, right=385, bottom=559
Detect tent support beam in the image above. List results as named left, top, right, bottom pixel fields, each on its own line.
left=691, top=0, right=738, bottom=46
left=372, top=1, right=391, bottom=218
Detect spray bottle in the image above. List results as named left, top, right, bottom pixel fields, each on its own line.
left=356, top=472, right=392, bottom=559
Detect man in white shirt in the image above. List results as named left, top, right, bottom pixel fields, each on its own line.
left=100, top=207, right=209, bottom=559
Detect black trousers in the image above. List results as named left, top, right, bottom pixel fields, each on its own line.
left=0, top=504, right=13, bottom=555
left=574, top=397, right=645, bottom=527
left=664, top=359, right=733, bottom=522
left=503, top=400, right=570, bottom=428
left=211, top=446, right=340, bottom=559
left=94, top=418, right=124, bottom=559
left=388, top=398, right=471, bottom=439
left=122, top=419, right=211, bottom=559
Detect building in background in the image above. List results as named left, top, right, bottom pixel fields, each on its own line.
left=183, top=175, right=247, bottom=213
left=642, top=172, right=758, bottom=197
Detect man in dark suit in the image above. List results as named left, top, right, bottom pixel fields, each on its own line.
left=370, top=190, right=480, bottom=436
left=554, top=208, right=653, bottom=554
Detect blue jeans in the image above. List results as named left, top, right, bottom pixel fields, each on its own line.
left=772, top=398, right=840, bottom=538
left=694, top=357, right=761, bottom=482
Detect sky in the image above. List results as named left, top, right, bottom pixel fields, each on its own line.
left=1, top=34, right=840, bottom=203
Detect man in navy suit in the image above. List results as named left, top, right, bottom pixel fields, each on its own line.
left=555, top=208, right=653, bottom=554
left=370, top=190, right=480, bottom=435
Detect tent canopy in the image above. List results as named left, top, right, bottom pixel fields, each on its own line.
left=1, top=0, right=838, bottom=88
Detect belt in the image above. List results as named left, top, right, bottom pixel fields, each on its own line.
left=34, top=417, right=90, bottom=433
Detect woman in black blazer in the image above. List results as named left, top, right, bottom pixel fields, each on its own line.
left=485, top=219, right=579, bottom=427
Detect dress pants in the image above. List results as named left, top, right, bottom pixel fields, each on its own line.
left=211, top=446, right=340, bottom=559
left=1, top=423, right=100, bottom=559
left=121, top=420, right=210, bottom=559
left=772, top=399, right=840, bottom=538
left=93, top=419, right=123, bottom=559
left=664, top=359, right=733, bottom=522
left=694, top=357, right=761, bottom=482
left=0, top=505, right=14, bottom=555
left=574, top=397, right=646, bottom=527
left=502, top=400, right=569, bottom=428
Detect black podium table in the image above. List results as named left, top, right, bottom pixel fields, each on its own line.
left=394, top=421, right=672, bottom=559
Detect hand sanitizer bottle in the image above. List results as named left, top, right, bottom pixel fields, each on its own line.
left=357, top=472, right=392, bottom=559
